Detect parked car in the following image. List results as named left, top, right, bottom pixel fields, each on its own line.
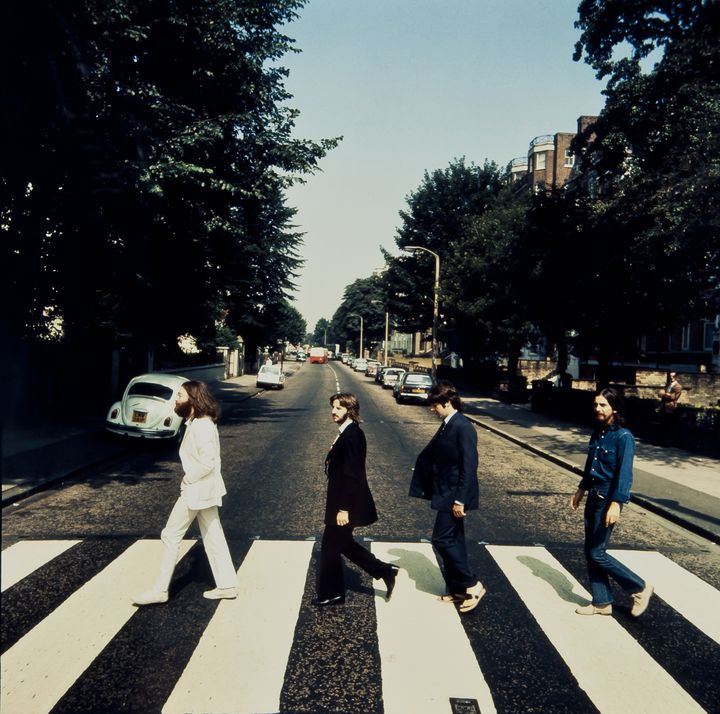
left=296, top=351, right=307, bottom=362
left=394, top=371, right=434, bottom=403
left=381, top=367, right=406, bottom=389
left=365, top=360, right=381, bottom=377
left=353, top=358, right=368, bottom=372
left=256, top=364, right=286, bottom=389
left=105, top=373, right=188, bottom=440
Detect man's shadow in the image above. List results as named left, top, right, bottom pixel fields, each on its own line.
left=383, top=546, right=447, bottom=597
left=517, top=555, right=586, bottom=605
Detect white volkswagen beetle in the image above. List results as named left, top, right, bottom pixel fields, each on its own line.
left=256, top=364, right=286, bottom=389
left=105, top=373, right=189, bottom=439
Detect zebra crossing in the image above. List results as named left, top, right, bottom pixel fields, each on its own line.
left=2, top=537, right=719, bottom=714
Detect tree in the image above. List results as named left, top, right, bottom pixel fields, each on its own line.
left=571, top=0, right=720, bottom=373
left=383, top=158, right=504, bottom=336
left=444, top=187, right=535, bottom=373
left=312, top=318, right=329, bottom=345
left=1, top=0, right=338, bottom=364
left=330, top=276, right=386, bottom=356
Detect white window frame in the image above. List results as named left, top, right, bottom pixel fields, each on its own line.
left=681, top=323, right=691, bottom=351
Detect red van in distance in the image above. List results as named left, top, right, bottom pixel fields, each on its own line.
left=309, top=347, right=328, bottom=364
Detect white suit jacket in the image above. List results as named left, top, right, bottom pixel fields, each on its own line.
left=179, top=416, right=227, bottom=510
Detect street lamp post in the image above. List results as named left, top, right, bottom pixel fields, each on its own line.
left=371, top=300, right=390, bottom=367
left=383, top=310, right=389, bottom=366
left=349, top=313, right=364, bottom=358
left=403, top=245, right=440, bottom=381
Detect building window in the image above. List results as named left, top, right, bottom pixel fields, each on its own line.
left=704, top=322, right=715, bottom=351
left=535, top=152, right=546, bottom=170
left=681, top=324, right=691, bottom=351
left=564, top=149, right=575, bottom=167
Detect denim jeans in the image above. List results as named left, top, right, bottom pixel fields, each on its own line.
left=583, top=489, right=645, bottom=605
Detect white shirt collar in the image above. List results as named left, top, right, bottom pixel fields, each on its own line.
left=444, top=409, right=458, bottom=426
left=338, top=418, right=354, bottom=434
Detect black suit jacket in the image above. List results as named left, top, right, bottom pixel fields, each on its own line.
left=324, top=421, right=378, bottom=527
left=409, top=411, right=479, bottom=512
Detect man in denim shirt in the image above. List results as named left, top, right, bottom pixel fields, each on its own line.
left=570, top=388, right=654, bottom=617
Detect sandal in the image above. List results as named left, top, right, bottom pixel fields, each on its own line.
left=438, top=593, right=465, bottom=603
left=458, top=583, right=487, bottom=614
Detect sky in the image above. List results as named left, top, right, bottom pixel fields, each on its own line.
left=281, top=0, right=608, bottom=332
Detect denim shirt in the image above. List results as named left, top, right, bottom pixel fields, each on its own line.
left=579, top=424, right=635, bottom=503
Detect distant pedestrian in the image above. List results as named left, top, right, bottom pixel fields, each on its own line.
left=656, top=371, right=682, bottom=445
left=314, top=393, right=398, bottom=607
left=410, top=381, right=486, bottom=613
left=132, top=380, right=237, bottom=605
left=570, top=388, right=653, bottom=617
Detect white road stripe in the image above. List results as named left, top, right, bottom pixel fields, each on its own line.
left=1, top=539, right=195, bottom=714
left=162, top=539, right=314, bottom=714
left=371, top=542, right=496, bottom=714
left=487, top=545, right=703, bottom=714
left=610, top=549, right=720, bottom=645
left=1, top=540, right=81, bottom=591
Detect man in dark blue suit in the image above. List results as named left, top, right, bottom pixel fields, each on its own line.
left=314, top=392, right=399, bottom=607
left=410, top=381, right=486, bottom=613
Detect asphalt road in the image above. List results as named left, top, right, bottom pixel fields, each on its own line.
left=3, top=362, right=720, bottom=714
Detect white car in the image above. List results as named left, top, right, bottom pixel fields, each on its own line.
left=353, top=358, right=368, bottom=372
left=105, top=373, right=188, bottom=440
left=381, top=367, right=406, bottom=388
left=256, top=364, right=286, bottom=389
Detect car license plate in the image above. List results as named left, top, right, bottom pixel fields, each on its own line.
left=411, top=388, right=423, bottom=393
left=132, top=411, right=147, bottom=424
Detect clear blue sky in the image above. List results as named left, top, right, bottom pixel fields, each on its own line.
left=282, top=0, right=607, bottom=333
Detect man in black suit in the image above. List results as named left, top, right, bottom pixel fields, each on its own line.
left=314, top=392, right=399, bottom=607
left=410, top=380, right=486, bottom=613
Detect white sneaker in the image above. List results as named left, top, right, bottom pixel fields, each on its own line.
left=575, top=603, right=612, bottom=616
left=131, top=589, right=168, bottom=606
left=631, top=584, right=654, bottom=617
left=203, top=587, right=238, bottom=600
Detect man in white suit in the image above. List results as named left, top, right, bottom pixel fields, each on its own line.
left=132, top=380, right=237, bottom=605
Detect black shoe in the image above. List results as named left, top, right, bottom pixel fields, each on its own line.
left=312, top=595, right=345, bottom=607
left=382, top=565, right=400, bottom=600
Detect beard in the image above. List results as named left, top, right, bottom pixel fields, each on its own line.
left=174, top=401, right=192, bottom=419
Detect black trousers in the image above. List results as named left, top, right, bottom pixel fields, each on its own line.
left=317, top=524, right=391, bottom=598
left=432, top=509, right=476, bottom=593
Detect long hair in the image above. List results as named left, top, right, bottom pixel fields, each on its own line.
left=329, top=392, right=360, bottom=422
left=428, top=380, right=463, bottom=411
left=597, top=387, right=626, bottom=427
left=183, top=380, right=220, bottom=422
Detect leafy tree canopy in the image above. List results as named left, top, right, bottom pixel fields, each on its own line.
left=383, top=158, right=504, bottom=332
left=1, top=0, right=338, bottom=363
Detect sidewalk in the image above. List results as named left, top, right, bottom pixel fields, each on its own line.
left=1, top=373, right=265, bottom=506
left=3, top=371, right=719, bottom=544
left=462, top=396, right=720, bottom=544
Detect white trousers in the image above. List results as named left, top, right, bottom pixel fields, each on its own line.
left=155, top=496, right=237, bottom=592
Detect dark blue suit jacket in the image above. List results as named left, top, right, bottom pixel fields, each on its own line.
left=324, top=421, right=378, bottom=527
left=409, top=411, right=479, bottom=512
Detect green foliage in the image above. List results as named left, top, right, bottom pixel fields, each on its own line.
left=1, top=0, right=338, bottom=361
left=330, top=276, right=387, bottom=354
left=383, top=158, right=504, bottom=332
left=570, top=0, right=720, bottom=364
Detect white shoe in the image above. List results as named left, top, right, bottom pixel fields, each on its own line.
left=575, top=603, right=612, bottom=616
left=203, top=587, right=238, bottom=600
left=131, top=589, right=168, bottom=606
left=631, top=584, right=654, bottom=617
